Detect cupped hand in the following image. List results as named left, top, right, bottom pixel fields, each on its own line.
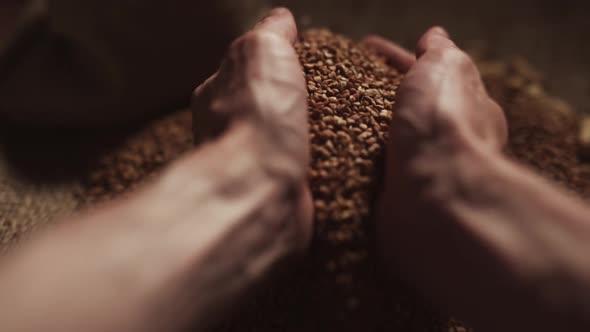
left=363, top=29, right=590, bottom=332
left=363, top=28, right=511, bottom=324
left=363, top=27, right=508, bottom=246
left=190, top=7, right=313, bottom=250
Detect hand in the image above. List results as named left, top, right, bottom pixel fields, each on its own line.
left=191, top=7, right=313, bottom=250
left=0, top=8, right=312, bottom=332
left=137, top=7, right=313, bottom=327
left=364, top=30, right=509, bottom=280
left=365, top=29, right=590, bottom=332
left=363, top=28, right=508, bottom=268
left=365, top=29, right=512, bottom=325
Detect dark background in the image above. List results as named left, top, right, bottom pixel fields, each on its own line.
left=2, top=0, right=589, bottom=112
left=0, top=1, right=587, bottom=330
left=274, top=0, right=590, bottom=113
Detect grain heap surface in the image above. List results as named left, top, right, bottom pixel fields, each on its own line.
left=0, top=166, right=77, bottom=252
left=79, top=30, right=590, bottom=332
left=302, top=29, right=400, bottom=233
left=81, top=112, right=193, bottom=204
left=300, top=28, right=403, bottom=316
left=83, top=29, right=448, bottom=331
left=476, top=55, right=590, bottom=198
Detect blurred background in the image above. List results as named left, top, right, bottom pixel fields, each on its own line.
left=273, top=0, right=590, bottom=113
left=1, top=0, right=589, bottom=112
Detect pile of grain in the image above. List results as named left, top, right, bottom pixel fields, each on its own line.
left=81, top=112, right=193, bottom=204
left=298, top=28, right=404, bottom=323
left=303, top=29, right=399, bottom=245
left=82, top=29, right=446, bottom=332
left=81, top=30, right=590, bottom=332
left=477, top=55, right=590, bottom=198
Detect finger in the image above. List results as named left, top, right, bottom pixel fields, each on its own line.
left=416, top=26, right=455, bottom=58
left=361, top=35, right=416, bottom=73
left=252, top=7, right=298, bottom=45
left=488, top=99, right=509, bottom=148
left=192, top=72, right=217, bottom=99
left=192, top=72, right=229, bottom=145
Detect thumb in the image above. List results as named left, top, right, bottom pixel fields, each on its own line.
left=361, top=35, right=416, bottom=73
left=252, top=7, right=298, bottom=44
left=416, top=26, right=454, bottom=58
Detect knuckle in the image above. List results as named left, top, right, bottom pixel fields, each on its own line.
left=231, top=30, right=286, bottom=53
left=433, top=47, right=479, bottom=75
left=439, top=46, right=469, bottom=65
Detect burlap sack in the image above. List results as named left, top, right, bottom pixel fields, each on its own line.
left=0, top=148, right=79, bottom=252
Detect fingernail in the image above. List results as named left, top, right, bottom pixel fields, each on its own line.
left=260, top=7, right=287, bottom=22
left=270, top=7, right=290, bottom=17
left=432, top=26, right=450, bottom=38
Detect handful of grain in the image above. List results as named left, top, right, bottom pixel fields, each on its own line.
left=9, top=26, right=586, bottom=332
left=81, top=30, right=447, bottom=331
left=86, top=29, right=404, bottom=248
left=299, top=29, right=401, bottom=243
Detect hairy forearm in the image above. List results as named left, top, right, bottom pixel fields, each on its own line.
left=396, top=142, right=590, bottom=331
left=0, top=123, right=305, bottom=332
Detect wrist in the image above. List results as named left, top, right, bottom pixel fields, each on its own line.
left=121, top=123, right=309, bottom=328
left=384, top=133, right=590, bottom=331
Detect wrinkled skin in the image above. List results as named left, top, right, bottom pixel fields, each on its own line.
left=365, top=29, right=590, bottom=332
